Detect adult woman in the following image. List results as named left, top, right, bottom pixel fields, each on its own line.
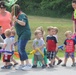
left=11, top=4, right=31, bottom=70
left=0, top=1, right=12, bottom=39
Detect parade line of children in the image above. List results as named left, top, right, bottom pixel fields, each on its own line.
left=0, top=26, right=76, bottom=70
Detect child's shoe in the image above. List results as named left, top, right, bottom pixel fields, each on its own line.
left=57, top=60, right=62, bottom=65
left=42, top=64, right=46, bottom=69
left=7, top=65, right=11, bottom=69
left=62, top=64, right=66, bottom=67
left=32, top=65, right=37, bottom=68
left=1, top=66, right=7, bottom=69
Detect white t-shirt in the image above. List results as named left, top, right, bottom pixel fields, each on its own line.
left=4, top=37, right=13, bottom=55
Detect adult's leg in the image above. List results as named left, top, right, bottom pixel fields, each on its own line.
left=18, top=39, right=30, bottom=65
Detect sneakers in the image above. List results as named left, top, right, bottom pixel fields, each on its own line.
left=1, top=66, right=7, bottom=69
left=57, top=60, right=62, bottom=65
left=22, top=64, right=32, bottom=71
left=1, top=65, right=11, bottom=69
left=32, top=65, right=37, bottom=68
left=15, top=65, right=25, bottom=70
left=71, top=63, right=75, bottom=67
left=42, top=65, right=46, bottom=69
left=7, top=65, right=11, bottom=69
left=62, top=64, right=66, bottom=67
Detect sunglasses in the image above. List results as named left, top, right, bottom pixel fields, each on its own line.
left=0, top=7, right=5, bottom=9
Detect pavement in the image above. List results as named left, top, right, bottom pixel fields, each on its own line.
left=0, top=58, right=76, bottom=75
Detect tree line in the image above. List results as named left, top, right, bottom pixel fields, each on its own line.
left=16, top=0, right=73, bottom=18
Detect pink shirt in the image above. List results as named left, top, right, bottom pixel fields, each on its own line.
left=0, top=11, right=11, bottom=33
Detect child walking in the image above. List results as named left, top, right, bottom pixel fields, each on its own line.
left=46, top=26, right=58, bottom=67
left=62, top=31, right=76, bottom=67
left=53, top=27, right=62, bottom=65
left=32, top=30, right=46, bottom=68
left=1, top=29, right=13, bottom=69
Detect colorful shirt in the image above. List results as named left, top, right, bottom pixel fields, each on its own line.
left=46, top=35, right=57, bottom=52
left=64, top=39, right=76, bottom=53
left=0, top=11, right=11, bottom=33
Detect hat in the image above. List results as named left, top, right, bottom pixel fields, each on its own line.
left=0, top=1, right=6, bottom=8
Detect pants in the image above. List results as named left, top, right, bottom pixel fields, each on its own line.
left=18, top=39, right=28, bottom=61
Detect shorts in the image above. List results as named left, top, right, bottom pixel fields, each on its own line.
left=3, top=55, right=12, bottom=62
left=47, top=51, right=56, bottom=59
left=65, top=52, right=74, bottom=58
left=34, top=55, right=44, bottom=62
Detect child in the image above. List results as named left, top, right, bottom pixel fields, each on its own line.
left=53, top=27, right=62, bottom=65
left=10, top=29, right=18, bottom=67
left=36, top=26, right=47, bottom=66
left=1, top=29, right=13, bottom=69
left=32, top=30, right=46, bottom=68
left=46, top=26, right=58, bottom=67
left=62, top=31, right=76, bottom=67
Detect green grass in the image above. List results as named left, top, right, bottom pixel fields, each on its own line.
left=16, top=15, right=73, bottom=58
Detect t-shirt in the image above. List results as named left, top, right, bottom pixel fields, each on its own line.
left=10, top=36, right=15, bottom=51
left=0, top=11, right=11, bottom=33
left=33, top=38, right=45, bottom=55
left=15, top=13, right=31, bottom=40
left=4, top=37, right=13, bottom=55
left=64, top=39, right=76, bottom=53
left=46, top=35, right=57, bottom=52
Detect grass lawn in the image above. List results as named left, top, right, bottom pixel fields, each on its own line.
left=15, top=15, right=73, bottom=58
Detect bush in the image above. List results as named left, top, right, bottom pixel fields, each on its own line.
left=7, top=0, right=73, bottom=18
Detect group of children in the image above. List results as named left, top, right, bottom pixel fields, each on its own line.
left=0, top=25, right=76, bottom=70
left=32, top=26, right=76, bottom=68
left=29, top=0, right=76, bottom=69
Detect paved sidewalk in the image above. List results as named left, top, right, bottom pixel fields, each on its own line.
left=0, top=59, right=76, bottom=75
